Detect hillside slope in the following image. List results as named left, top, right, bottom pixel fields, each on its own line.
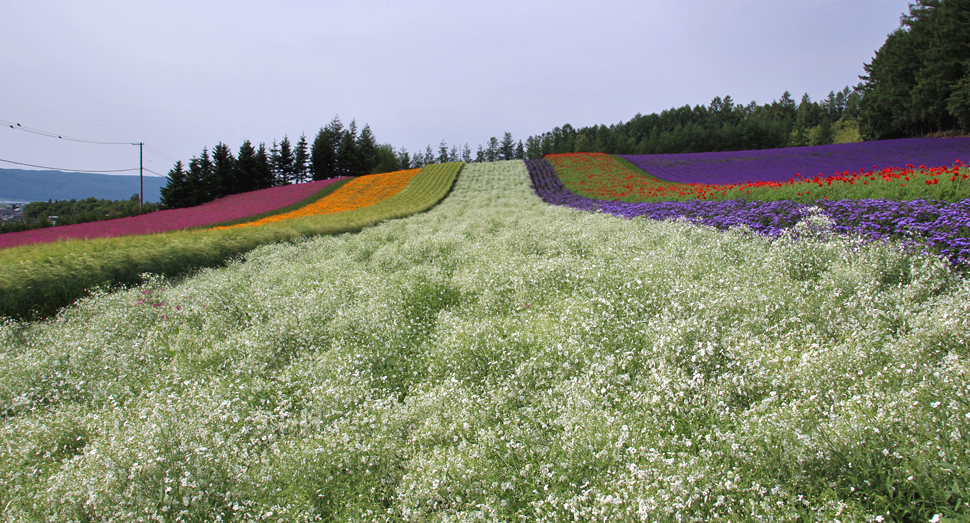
left=0, top=168, right=167, bottom=202
left=0, top=163, right=461, bottom=319
left=2, top=161, right=967, bottom=521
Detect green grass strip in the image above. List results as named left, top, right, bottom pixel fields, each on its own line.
left=0, top=163, right=463, bottom=320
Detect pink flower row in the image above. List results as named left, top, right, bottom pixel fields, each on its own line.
left=0, top=178, right=347, bottom=250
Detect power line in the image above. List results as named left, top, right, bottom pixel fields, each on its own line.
left=0, top=118, right=136, bottom=145
left=1, top=118, right=180, bottom=162
left=0, top=157, right=140, bottom=174
left=143, top=144, right=179, bottom=163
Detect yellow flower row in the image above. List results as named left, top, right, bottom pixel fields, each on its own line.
left=213, top=168, right=421, bottom=230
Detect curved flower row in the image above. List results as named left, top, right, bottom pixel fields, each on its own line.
left=0, top=179, right=346, bottom=249
left=526, top=158, right=970, bottom=271
left=548, top=152, right=967, bottom=202
left=213, top=168, right=421, bottom=230
left=620, top=136, right=970, bottom=185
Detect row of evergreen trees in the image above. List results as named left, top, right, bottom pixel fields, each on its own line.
left=161, top=89, right=861, bottom=209
left=518, top=88, right=863, bottom=157
left=517, top=0, right=968, bottom=156
left=162, top=1, right=966, bottom=209
left=161, top=118, right=382, bottom=209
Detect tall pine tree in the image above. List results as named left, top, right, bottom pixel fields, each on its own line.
left=160, top=160, right=188, bottom=209
left=337, top=120, right=361, bottom=177
left=860, top=0, right=970, bottom=137
left=234, top=140, right=260, bottom=194
left=185, top=148, right=213, bottom=207
left=311, top=116, right=343, bottom=180
left=357, top=125, right=378, bottom=174
left=210, top=142, right=235, bottom=199
left=294, top=133, right=310, bottom=183
left=273, top=136, right=296, bottom=186
left=255, top=143, right=275, bottom=189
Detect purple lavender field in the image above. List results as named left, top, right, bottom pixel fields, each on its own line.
left=526, top=158, right=970, bottom=271
left=620, top=137, right=970, bottom=184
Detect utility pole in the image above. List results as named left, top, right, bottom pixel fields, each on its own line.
left=139, top=142, right=144, bottom=211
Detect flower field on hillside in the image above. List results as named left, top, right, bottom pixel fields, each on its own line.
left=1, top=161, right=968, bottom=521
left=0, top=163, right=462, bottom=320
left=215, top=169, right=420, bottom=230
left=527, top=158, right=970, bottom=271
left=548, top=151, right=969, bottom=204
left=0, top=178, right=348, bottom=249
left=621, top=136, right=970, bottom=185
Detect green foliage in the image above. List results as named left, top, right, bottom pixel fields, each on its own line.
left=0, top=163, right=462, bottom=320
left=1, top=196, right=163, bottom=234
left=160, top=160, right=189, bottom=209
left=859, top=0, right=970, bottom=138
left=519, top=88, right=862, bottom=159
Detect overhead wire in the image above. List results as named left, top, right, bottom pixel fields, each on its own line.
left=144, top=144, right=178, bottom=163
left=1, top=118, right=180, bottom=174
left=0, top=118, right=136, bottom=145
left=0, top=157, right=140, bottom=173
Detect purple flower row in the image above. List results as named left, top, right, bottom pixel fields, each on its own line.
left=525, top=158, right=970, bottom=271
left=620, top=137, right=970, bottom=185
left=0, top=178, right=347, bottom=250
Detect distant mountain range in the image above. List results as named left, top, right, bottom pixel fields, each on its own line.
left=0, top=168, right=166, bottom=203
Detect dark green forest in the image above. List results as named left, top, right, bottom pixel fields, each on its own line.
left=0, top=195, right=162, bottom=234
left=160, top=0, right=968, bottom=210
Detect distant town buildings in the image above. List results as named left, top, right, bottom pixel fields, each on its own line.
left=0, top=203, right=25, bottom=223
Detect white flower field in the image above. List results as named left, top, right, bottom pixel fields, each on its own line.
left=1, top=161, right=968, bottom=521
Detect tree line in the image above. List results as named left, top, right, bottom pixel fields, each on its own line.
left=0, top=195, right=162, bottom=234
left=162, top=116, right=433, bottom=209
left=162, top=1, right=967, bottom=209
left=519, top=88, right=863, bottom=158
left=160, top=88, right=865, bottom=209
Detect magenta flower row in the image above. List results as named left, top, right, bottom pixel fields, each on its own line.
left=0, top=179, right=347, bottom=249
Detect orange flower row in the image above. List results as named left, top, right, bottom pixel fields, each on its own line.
left=214, top=168, right=421, bottom=230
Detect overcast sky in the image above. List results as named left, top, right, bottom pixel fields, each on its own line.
left=2, top=0, right=910, bottom=177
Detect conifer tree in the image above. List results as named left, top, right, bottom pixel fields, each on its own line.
left=234, top=140, right=260, bottom=194
left=293, top=134, right=309, bottom=184
left=311, top=116, right=344, bottom=180
left=437, top=140, right=450, bottom=164
left=255, top=143, right=275, bottom=189
left=371, top=144, right=401, bottom=174
left=211, top=142, right=235, bottom=198
left=486, top=137, right=499, bottom=162
left=411, top=150, right=424, bottom=168
left=499, top=132, right=515, bottom=160
left=357, top=125, right=378, bottom=175
left=337, top=121, right=361, bottom=176
left=160, top=160, right=188, bottom=209
left=397, top=147, right=412, bottom=169
left=186, top=148, right=213, bottom=207
left=859, top=0, right=970, bottom=137
left=273, top=136, right=296, bottom=186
